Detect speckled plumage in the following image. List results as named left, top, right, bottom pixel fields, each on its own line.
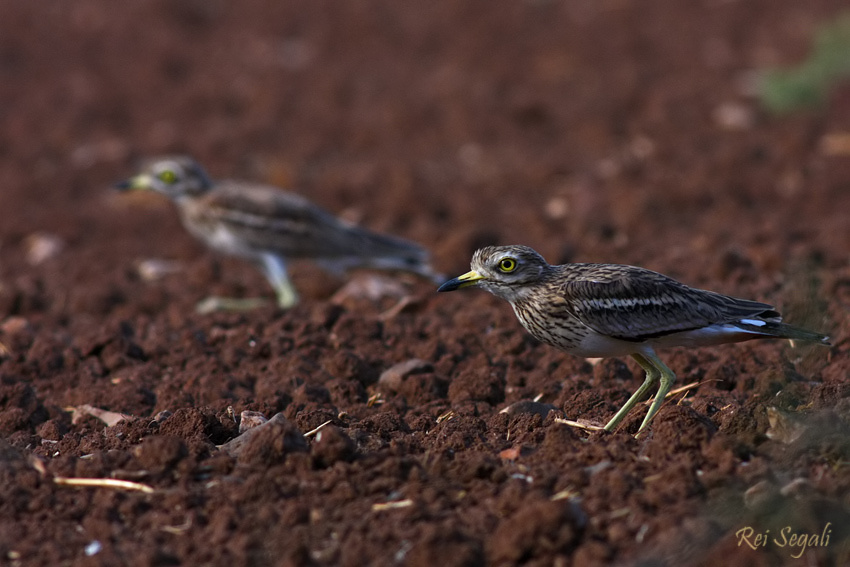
left=117, top=156, right=439, bottom=310
left=439, top=245, right=830, bottom=433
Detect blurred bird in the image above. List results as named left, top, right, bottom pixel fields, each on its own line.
left=116, top=156, right=439, bottom=311
left=439, top=245, right=830, bottom=433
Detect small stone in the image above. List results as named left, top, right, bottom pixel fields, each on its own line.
left=330, top=274, right=409, bottom=305
left=84, top=540, right=102, bottom=557
left=779, top=477, right=813, bottom=498
left=765, top=407, right=807, bottom=444
left=0, top=317, right=31, bottom=336
left=24, top=232, right=65, bottom=265
left=713, top=101, right=754, bottom=130
left=220, top=413, right=308, bottom=465
left=499, top=447, right=522, bottom=460
left=743, top=480, right=780, bottom=512
left=239, top=411, right=268, bottom=434
left=151, top=410, right=173, bottom=424
left=136, top=259, right=183, bottom=281
left=379, top=359, right=433, bottom=392
left=544, top=197, right=570, bottom=220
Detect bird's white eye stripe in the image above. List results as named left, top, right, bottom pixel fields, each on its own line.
left=739, top=318, right=766, bottom=326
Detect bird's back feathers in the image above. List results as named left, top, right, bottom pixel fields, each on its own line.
left=182, top=182, right=431, bottom=268
left=553, top=263, right=828, bottom=345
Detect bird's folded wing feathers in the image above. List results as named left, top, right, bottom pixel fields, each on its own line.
left=196, top=183, right=426, bottom=260
left=558, top=266, right=777, bottom=341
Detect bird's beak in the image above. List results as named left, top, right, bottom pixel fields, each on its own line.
left=437, top=270, right=485, bottom=292
left=114, top=174, right=153, bottom=191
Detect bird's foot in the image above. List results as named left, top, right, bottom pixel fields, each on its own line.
left=195, top=296, right=272, bottom=314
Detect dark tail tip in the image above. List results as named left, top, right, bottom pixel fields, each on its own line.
left=789, top=328, right=831, bottom=347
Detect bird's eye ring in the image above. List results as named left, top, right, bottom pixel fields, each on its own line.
left=499, top=258, right=517, bottom=273
left=158, top=170, right=177, bottom=184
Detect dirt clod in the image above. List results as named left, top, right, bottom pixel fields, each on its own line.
left=220, top=413, right=308, bottom=465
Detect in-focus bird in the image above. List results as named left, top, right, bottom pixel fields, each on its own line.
left=438, top=245, right=830, bottom=433
left=116, top=156, right=439, bottom=311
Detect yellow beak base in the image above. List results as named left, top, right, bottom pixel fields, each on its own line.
left=437, top=270, right=485, bottom=292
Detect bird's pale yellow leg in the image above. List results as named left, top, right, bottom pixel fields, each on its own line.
left=636, top=351, right=676, bottom=434
left=195, top=296, right=270, bottom=314
left=192, top=253, right=298, bottom=313
left=603, top=353, right=660, bottom=432
left=192, top=279, right=297, bottom=314
left=193, top=285, right=296, bottom=312
left=259, top=253, right=299, bottom=309
left=275, top=279, right=299, bottom=309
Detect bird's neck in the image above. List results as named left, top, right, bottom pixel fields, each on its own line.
left=492, top=279, right=543, bottom=307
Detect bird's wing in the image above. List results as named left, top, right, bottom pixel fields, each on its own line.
left=558, top=264, right=777, bottom=341
left=194, top=183, right=426, bottom=261
left=197, top=183, right=343, bottom=256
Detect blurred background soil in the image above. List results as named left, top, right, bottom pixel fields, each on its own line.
left=1, top=1, right=850, bottom=565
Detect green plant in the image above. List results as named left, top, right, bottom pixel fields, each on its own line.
left=760, top=12, right=850, bottom=114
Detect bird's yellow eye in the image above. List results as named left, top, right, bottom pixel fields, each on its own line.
left=158, top=170, right=177, bottom=184
left=499, top=258, right=517, bottom=273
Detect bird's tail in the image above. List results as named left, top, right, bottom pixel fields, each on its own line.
left=322, top=225, right=444, bottom=283
left=736, top=318, right=831, bottom=346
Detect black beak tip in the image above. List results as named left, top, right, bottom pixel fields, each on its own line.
left=114, top=180, right=132, bottom=191
left=437, top=279, right=460, bottom=293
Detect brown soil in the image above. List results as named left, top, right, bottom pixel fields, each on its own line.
left=2, top=1, right=850, bottom=566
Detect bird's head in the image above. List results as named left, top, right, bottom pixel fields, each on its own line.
left=438, top=245, right=549, bottom=302
left=115, top=156, right=213, bottom=199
